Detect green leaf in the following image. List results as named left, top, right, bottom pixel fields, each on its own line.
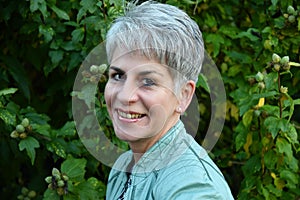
left=76, top=180, right=103, bottom=199
left=205, top=33, right=224, bottom=57
left=19, top=136, right=40, bottom=165
left=225, top=50, right=253, bottom=64
left=271, top=0, right=278, bottom=6
left=235, top=28, right=261, bottom=41
left=49, top=4, right=70, bottom=20
left=43, top=188, right=60, bottom=200
left=61, top=155, right=87, bottom=182
left=72, top=28, right=85, bottom=43
left=276, top=137, right=292, bottom=159
left=264, top=117, right=288, bottom=138
left=57, top=121, right=76, bottom=137
left=0, top=108, right=16, bottom=125
left=80, top=0, right=98, bottom=13
left=39, top=25, right=55, bottom=43
left=197, top=73, right=210, bottom=93
left=1, top=55, right=31, bottom=100
left=264, top=72, right=278, bottom=90
left=264, top=150, right=276, bottom=170
left=274, top=16, right=285, bottom=29
left=235, top=123, right=247, bottom=151
left=242, top=154, right=261, bottom=175
left=21, top=108, right=51, bottom=125
left=46, top=139, right=67, bottom=158
left=71, top=84, right=97, bottom=109
left=265, top=184, right=282, bottom=197
left=284, top=124, right=298, bottom=144
left=0, top=88, right=18, bottom=96
left=242, top=109, right=253, bottom=127
left=31, top=123, right=51, bottom=137
left=219, top=25, right=239, bottom=39
left=280, top=170, right=299, bottom=189
left=49, top=50, right=64, bottom=65
left=30, top=0, right=48, bottom=19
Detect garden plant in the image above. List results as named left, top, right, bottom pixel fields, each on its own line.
left=0, top=0, right=299, bottom=199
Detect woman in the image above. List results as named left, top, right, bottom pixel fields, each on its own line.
left=104, top=1, right=234, bottom=199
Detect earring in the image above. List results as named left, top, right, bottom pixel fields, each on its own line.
left=176, top=107, right=182, bottom=114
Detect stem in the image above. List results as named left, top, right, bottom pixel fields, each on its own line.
left=278, top=71, right=282, bottom=118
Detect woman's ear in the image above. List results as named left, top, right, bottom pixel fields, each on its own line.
left=177, top=80, right=196, bottom=114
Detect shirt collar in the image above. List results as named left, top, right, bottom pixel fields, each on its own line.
left=132, top=120, right=190, bottom=173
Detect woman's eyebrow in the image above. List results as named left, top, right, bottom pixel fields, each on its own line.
left=138, top=70, right=164, bottom=77
left=109, top=66, right=125, bottom=74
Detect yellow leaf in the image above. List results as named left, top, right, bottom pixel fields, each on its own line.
left=271, top=172, right=277, bottom=179
left=255, top=97, right=265, bottom=109
left=243, top=132, right=252, bottom=157
left=289, top=61, right=300, bottom=67
left=274, top=178, right=285, bottom=190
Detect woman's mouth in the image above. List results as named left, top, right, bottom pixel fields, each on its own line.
left=117, top=110, right=145, bottom=119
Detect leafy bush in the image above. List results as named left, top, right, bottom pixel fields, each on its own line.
left=0, top=0, right=299, bottom=199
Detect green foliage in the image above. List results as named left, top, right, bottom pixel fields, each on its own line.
left=1, top=0, right=300, bottom=199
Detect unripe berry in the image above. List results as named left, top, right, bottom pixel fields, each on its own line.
left=21, top=187, right=29, bottom=195
left=287, top=5, right=295, bottom=15
left=263, top=40, right=272, bottom=50
left=52, top=168, right=60, bottom=176
left=57, top=187, right=65, bottom=196
left=280, top=56, right=289, bottom=65
left=19, top=133, right=27, bottom=139
left=280, top=86, right=288, bottom=94
left=90, top=65, right=99, bottom=74
left=283, top=13, right=289, bottom=18
left=282, top=63, right=291, bottom=71
left=57, top=180, right=65, bottom=187
left=45, top=176, right=53, bottom=184
left=10, top=130, right=19, bottom=138
left=90, top=75, right=100, bottom=83
left=27, top=190, right=37, bottom=198
left=48, top=183, right=54, bottom=189
left=21, top=118, right=30, bottom=128
left=81, top=70, right=91, bottom=78
left=272, top=53, right=281, bottom=63
left=62, top=174, right=69, bottom=181
left=16, top=124, right=25, bottom=133
left=24, top=197, right=30, bottom=200
left=255, top=72, right=264, bottom=82
left=53, top=173, right=61, bottom=181
left=25, top=125, right=32, bottom=132
left=17, top=195, right=24, bottom=200
left=254, top=110, right=261, bottom=117
left=273, top=63, right=281, bottom=71
left=288, top=15, right=295, bottom=23
left=98, top=64, right=107, bottom=74
left=258, top=82, right=265, bottom=89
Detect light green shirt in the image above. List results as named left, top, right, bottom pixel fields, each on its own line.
left=106, top=120, right=234, bottom=200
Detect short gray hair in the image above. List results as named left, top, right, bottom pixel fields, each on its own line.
left=105, top=1, right=204, bottom=84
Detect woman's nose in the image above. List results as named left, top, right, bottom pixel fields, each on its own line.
left=117, top=79, right=139, bottom=105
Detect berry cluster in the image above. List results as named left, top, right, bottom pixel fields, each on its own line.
left=17, top=187, right=37, bottom=200
left=45, top=168, right=69, bottom=196
left=270, top=53, right=290, bottom=94
left=271, top=53, right=290, bottom=72
left=283, top=5, right=299, bottom=23
left=81, top=64, right=108, bottom=84
left=10, top=118, right=32, bottom=139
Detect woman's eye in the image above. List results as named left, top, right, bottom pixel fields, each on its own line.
left=111, top=73, right=124, bottom=81
left=142, top=78, right=155, bottom=86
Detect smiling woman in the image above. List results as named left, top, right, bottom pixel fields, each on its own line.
left=104, top=1, right=234, bottom=199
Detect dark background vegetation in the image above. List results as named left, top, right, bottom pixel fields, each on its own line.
left=1, top=0, right=299, bottom=199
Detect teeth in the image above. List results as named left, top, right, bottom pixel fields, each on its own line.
left=118, top=111, right=143, bottom=119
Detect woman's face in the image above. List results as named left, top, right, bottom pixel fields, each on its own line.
left=104, top=51, right=180, bottom=144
